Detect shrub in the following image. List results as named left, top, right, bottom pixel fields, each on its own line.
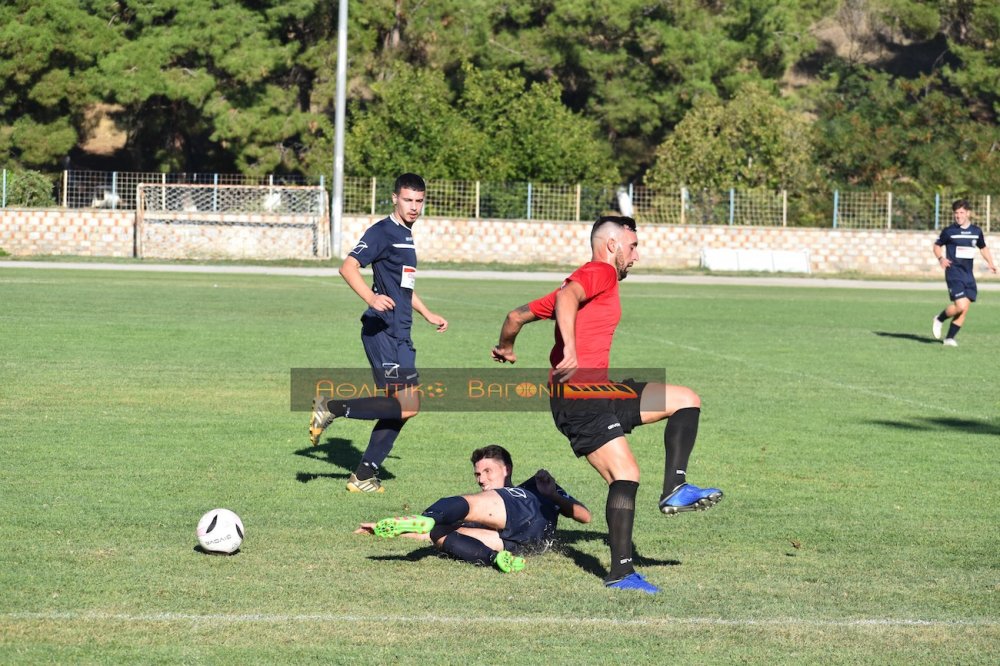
left=4, top=169, right=56, bottom=207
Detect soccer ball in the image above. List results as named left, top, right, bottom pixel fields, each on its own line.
left=196, top=508, right=244, bottom=554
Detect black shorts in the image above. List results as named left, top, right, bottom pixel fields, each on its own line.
left=946, top=275, right=978, bottom=303
left=549, top=379, right=646, bottom=457
left=495, top=486, right=554, bottom=555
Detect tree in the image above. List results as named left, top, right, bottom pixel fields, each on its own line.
left=646, top=82, right=815, bottom=192
left=344, top=63, right=617, bottom=184
left=0, top=1, right=120, bottom=168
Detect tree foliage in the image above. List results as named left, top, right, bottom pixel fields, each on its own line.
left=647, top=82, right=816, bottom=191
left=0, top=0, right=997, bottom=196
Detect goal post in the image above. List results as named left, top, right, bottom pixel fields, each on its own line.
left=135, top=183, right=330, bottom=260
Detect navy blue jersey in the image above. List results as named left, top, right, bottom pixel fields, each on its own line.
left=936, top=223, right=986, bottom=278
left=350, top=215, right=417, bottom=339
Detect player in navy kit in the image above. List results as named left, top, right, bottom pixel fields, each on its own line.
left=310, top=173, right=448, bottom=492
left=368, top=445, right=591, bottom=573
left=931, top=200, right=997, bottom=346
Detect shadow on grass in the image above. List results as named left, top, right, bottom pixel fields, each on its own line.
left=554, top=529, right=682, bottom=580
left=870, top=416, right=1000, bottom=437
left=367, top=547, right=440, bottom=563
left=873, top=331, right=940, bottom=345
left=293, top=437, right=397, bottom=483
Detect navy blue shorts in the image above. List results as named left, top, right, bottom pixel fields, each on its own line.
left=946, top=276, right=978, bottom=302
left=549, top=379, right=646, bottom=457
left=360, top=315, right=418, bottom=389
left=496, top=486, right=553, bottom=555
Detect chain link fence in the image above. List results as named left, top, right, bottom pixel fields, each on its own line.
left=1, top=168, right=995, bottom=232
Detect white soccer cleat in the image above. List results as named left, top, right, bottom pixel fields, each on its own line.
left=942, top=338, right=958, bottom=347
left=931, top=317, right=943, bottom=340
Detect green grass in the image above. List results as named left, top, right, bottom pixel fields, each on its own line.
left=1, top=266, right=997, bottom=664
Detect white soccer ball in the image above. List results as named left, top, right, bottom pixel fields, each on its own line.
left=196, top=508, right=244, bottom=554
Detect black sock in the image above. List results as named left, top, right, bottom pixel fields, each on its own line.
left=606, top=480, right=639, bottom=582
left=440, top=532, right=497, bottom=566
left=663, top=407, right=700, bottom=498
left=946, top=323, right=961, bottom=339
left=936, top=310, right=949, bottom=322
left=327, top=397, right=401, bottom=420
left=354, top=419, right=403, bottom=479
left=421, top=496, right=470, bottom=525
left=353, top=460, right=379, bottom=481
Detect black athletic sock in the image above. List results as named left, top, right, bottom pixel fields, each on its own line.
left=354, top=419, right=404, bottom=479
left=327, top=397, right=401, bottom=420
left=663, top=407, right=700, bottom=498
left=421, top=496, right=470, bottom=525
left=936, top=310, right=949, bottom=322
left=606, top=480, right=639, bottom=582
left=353, top=460, right=379, bottom=481
left=946, top=323, right=961, bottom=339
left=440, top=531, right=497, bottom=566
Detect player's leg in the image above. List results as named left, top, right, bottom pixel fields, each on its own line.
left=348, top=337, right=419, bottom=490
left=308, top=326, right=407, bottom=447
left=636, top=383, right=723, bottom=514
left=585, top=437, right=646, bottom=587
left=440, top=528, right=524, bottom=572
left=944, top=294, right=973, bottom=345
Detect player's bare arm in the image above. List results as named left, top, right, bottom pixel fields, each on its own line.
left=553, top=281, right=586, bottom=382
left=339, top=256, right=395, bottom=311
left=412, top=292, right=448, bottom=332
left=493, top=303, right=538, bottom=363
left=933, top=243, right=952, bottom=269
left=982, top=246, right=998, bottom=273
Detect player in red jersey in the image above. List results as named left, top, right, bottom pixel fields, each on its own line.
left=492, top=216, right=723, bottom=593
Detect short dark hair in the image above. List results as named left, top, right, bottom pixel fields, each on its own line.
left=470, top=445, right=513, bottom=470
left=952, top=199, right=971, bottom=212
left=591, top=215, right=637, bottom=243
left=394, top=173, right=426, bottom=194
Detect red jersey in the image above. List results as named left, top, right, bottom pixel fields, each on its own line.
left=528, top=261, right=620, bottom=381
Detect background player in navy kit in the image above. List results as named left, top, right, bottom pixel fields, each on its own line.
left=310, top=173, right=448, bottom=492
left=931, top=199, right=997, bottom=347
left=368, top=445, right=591, bottom=573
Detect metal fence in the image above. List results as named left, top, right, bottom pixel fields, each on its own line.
left=1, top=168, right=995, bottom=232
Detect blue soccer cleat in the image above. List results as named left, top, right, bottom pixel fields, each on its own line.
left=605, top=572, right=659, bottom=594
left=659, top=483, right=724, bottom=516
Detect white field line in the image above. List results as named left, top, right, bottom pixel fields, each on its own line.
left=3, top=610, right=995, bottom=629
left=634, top=332, right=967, bottom=416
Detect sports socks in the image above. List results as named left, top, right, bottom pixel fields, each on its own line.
left=353, top=418, right=404, bottom=480
left=936, top=310, right=949, bottom=322
left=327, top=397, right=402, bottom=421
left=441, top=531, right=497, bottom=566
left=421, top=495, right=470, bottom=525
left=605, top=479, right=639, bottom=582
left=663, top=407, right=700, bottom=498
left=946, top=322, right=961, bottom=339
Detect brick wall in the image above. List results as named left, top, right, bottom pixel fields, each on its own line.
left=340, top=216, right=945, bottom=276
left=0, top=208, right=134, bottom=257
left=0, top=208, right=951, bottom=276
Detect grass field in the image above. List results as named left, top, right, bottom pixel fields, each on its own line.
left=1, top=264, right=997, bottom=664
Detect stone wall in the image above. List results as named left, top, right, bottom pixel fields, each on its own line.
left=340, top=216, right=944, bottom=276
left=0, top=208, right=134, bottom=257
left=0, top=208, right=951, bottom=275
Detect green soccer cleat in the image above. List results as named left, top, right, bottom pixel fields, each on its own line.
left=374, top=515, right=435, bottom=538
left=494, top=550, right=526, bottom=573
